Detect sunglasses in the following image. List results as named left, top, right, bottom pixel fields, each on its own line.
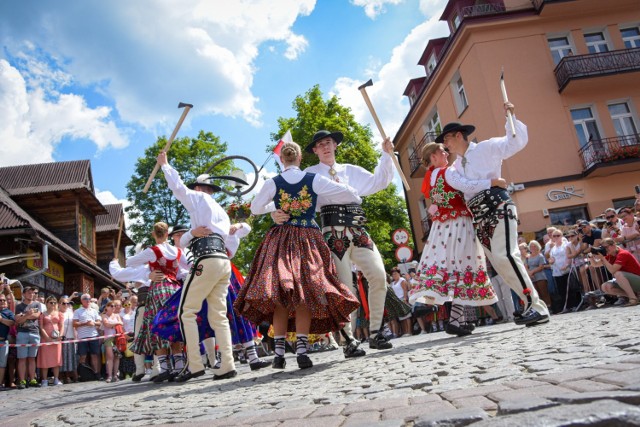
left=605, top=215, right=615, bottom=219
left=47, top=301, right=57, bottom=305
left=553, top=234, right=562, bottom=237
left=61, top=302, right=71, bottom=305
left=0, top=299, right=7, bottom=302
left=123, top=303, right=131, bottom=307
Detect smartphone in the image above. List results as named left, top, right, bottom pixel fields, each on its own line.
left=122, top=291, right=129, bottom=298
left=635, top=184, right=640, bottom=194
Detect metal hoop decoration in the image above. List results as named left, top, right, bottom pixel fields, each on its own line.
left=204, top=155, right=259, bottom=198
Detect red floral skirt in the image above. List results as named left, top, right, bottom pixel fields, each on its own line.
left=234, top=224, right=359, bottom=334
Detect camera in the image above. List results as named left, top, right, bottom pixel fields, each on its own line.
left=590, top=246, right=607, bottom=256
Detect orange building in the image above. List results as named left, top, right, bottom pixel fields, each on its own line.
left=396, top=0, right=640, bottom=255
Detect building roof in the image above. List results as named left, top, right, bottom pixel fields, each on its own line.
left=0, top=185, right=122, bottom=288
left=0, top=160, right=94, bottom=196
left=0, top=160, right=108, bottom=216
left=96, top=203, right=135, bottom=247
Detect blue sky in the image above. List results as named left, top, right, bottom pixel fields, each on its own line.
left=0, top=0, right=449, bottom=210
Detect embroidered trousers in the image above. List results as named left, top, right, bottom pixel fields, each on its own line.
left=324, top=226, right=387, bottom=335
left=178, top=256, right=232, bottom=374
left=478, top=204, right=550, bottom=317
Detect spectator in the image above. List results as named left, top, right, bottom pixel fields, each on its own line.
left=519, top=242, right=529, bottom=261
left=618, top=207, right=640, bottom=261
left=97, top=288, right=113, bottom=313
left=389, top=268, right=412, bottom=337
left=120, top=297, right=136, bottom=378
left=601, top=208, right=624, bottom=240
left=526, top=240, right=552, bottom=308
left=578, top=220, right=611, bottom=294
left=73, top=293, right=102, bottom=377
left=543, top=227, right=560, bottom=259
left=593, top=238, right=640, bottom=306
left=101, top=301, right=123, bottom=382
left=0, top=289, right=16, bottom=389
left=59, top=295, right=77, bottom=384
left=15, top=286, right=42, bottom=389
left=566, top=230, right=592, bottom=296
left=548, top=230, right=572, bottom=313
left=37, top=296, right=64, bottom=386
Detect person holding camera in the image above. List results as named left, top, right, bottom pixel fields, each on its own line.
left=591, top=238, right=640, bottom=307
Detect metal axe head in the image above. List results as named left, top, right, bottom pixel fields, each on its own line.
left=358, top=79, right=373, bottom=91
left=178, top=102, right=194, bottom=109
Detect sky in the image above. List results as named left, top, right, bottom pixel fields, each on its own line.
left=0, top=0, right=450, bottom=213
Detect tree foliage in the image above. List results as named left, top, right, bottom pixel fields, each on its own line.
left=125, top=131, right=234, bottom=248
left=233, top=85, right=412, bottom=272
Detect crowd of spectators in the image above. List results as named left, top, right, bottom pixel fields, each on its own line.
left=0, top=284, right=138, bottom=390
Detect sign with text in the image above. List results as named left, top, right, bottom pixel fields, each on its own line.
left=547, top=185, right=584, bottom=202
left=26, top=250, right=65, bottom=282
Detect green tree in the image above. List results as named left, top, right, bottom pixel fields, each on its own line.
left=233, top=85, right=412, bottom=272
left=125, top=131, right=234, bottom=248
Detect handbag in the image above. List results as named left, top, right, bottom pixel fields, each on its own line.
left=51, top=329, right=60, bottom=339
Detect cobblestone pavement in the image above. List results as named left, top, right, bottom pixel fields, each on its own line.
left=5, top=307, right=640, bottom=426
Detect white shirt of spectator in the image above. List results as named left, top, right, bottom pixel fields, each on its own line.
left=73, top=306, right=101, bottom=339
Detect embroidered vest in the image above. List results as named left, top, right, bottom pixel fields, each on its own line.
left=148, top=245, right=181, bottom=281
left=273, top=173, right=319, bottom=228
left=423, top=168, right=471, bottom=223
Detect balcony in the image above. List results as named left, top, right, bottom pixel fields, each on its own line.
left=578, top=133, right=640, bottom=173
left=460, top=3, right=506, bottom=18
left=408, top=131, right=438, bottom=177
left=555, top=48, right=640, bottom=92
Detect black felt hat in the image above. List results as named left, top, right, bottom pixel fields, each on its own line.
left=168, top=224, right=189, bottom=237
left=186, top=174, right=222, bottom=192
left=435, top=122, right=476, bottom=144
left=305, top=130, right=344, bottom=153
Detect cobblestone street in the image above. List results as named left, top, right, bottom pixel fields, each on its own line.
left=5, top=307, right=640, bottom=426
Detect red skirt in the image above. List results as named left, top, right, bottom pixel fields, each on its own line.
left=234, top=224, right=359, bottom=334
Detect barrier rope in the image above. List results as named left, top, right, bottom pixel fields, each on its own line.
left=0, top=333, right=126, bottom=348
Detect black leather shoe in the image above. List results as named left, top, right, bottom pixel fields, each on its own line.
left=445, top=323, right=472, bottom=337
left=343, top=340, right=366, bottom=358
left=272, top=355, right=286, bottom=369
left=174, top=370, right=205, bottom=383
left=153, top=371, right=173, bottom=383
left=249, top=360, right=271, bottom=371
left=369, top=333, right=393, bottom=350
left=514, top=309, right=547, bottom=326
left=168, top=371, right=180, bottom=382
left=296, top=354, right=313, bottom=369
left=462, top=322, right=476, bottom=332
left=131, top=373, right=145, bottom=382
left=525, top=314, right=550, bottom=327
left=213, top=370, right=237, bottom=380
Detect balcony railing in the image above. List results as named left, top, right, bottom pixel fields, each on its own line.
left=555, top=48, right=640, bottom=91
left=578, top=133, right=640, bottom=171
left=532, top=0, right=577, bottom=13
left=460, top=3, right=506, bottom=17
left=408, top=132, right=438, bottom=176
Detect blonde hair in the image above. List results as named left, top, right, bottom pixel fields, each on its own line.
left=152, top=222, right=169, bottom=239
left=421, top=142, right=444, bottom=168
left=529, top=240, right=542, bottom=251
left=281, top=141, right=302, bottom=165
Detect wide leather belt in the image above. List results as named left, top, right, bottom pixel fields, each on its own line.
left=320, top=204, right=367, bottom=228
left=467, top=187, right=512, bottom=221
left=137, top=287, right=149, bottom=307
left=189, top=234, right=227, bottom=259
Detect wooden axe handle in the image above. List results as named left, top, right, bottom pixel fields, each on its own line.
left=142, top=104, right=192, bottom=193
left=359, top=88, right=411, bottom=191
left=114, top=213, right=124, bottom=262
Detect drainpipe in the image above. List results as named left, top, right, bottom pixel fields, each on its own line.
left=15, top=242, right=49, bottom=281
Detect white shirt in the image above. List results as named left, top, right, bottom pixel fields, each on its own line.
left=162, top=163, right=230, bottom=246
left=62, top=309, right=76, bottom=340
left=549, top=242, right=570, bottom=277
left=121, top=310, right=136, bottom=334
left=73, top=306, right=101, bottom=339
left=429, top=167, right=492, bottom=194
left=125, top=242, right=190, bottom=280
left=305, top=152, right=394, bottom=209
left=109, top=260, right=150, bottom=288
left=225, top=223, right=251, bottom=258
left=451, top=118, right=528, bottom=201
left=251, top=167, right=362, bottom=215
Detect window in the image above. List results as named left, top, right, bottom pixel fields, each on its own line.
left=621, top=26, right=640, bottom=48
left=608, top=102, right=638, bottom=138
left=80, top=213, right=94, bottom=251
left=426, top=54, right=437, bottom=76
left=549, top=205, right=589, bottom=227
left=584, top=31, right=609, bottom=53
left=452, top=13, right=461, bottom=30
left=548, top=36, right=573, bottom=64
left=613, top=198, right=637, bottom=210
left=571, top=107, right=602, bottom=146
left=423, top=110, right=441, bottom=139
left=450, top=73, right=468, bottom=116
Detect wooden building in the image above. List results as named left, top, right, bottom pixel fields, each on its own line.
left=0, top=160, right=133, bottom=298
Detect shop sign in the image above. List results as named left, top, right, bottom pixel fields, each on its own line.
left=26, top=250, right=65, bottom=282
left=547, top=185, right=584, bottom=202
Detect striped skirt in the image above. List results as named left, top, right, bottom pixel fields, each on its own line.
left=61, top=341, right=78, bottom=372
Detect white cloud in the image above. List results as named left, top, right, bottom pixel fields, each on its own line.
left=351, top=0, right=404, bottom=19
left=331, top=2, right=449, bottom=143
left=0, top=0, right=316, bottom=130
left=0, top=59, right=127, bottom=167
